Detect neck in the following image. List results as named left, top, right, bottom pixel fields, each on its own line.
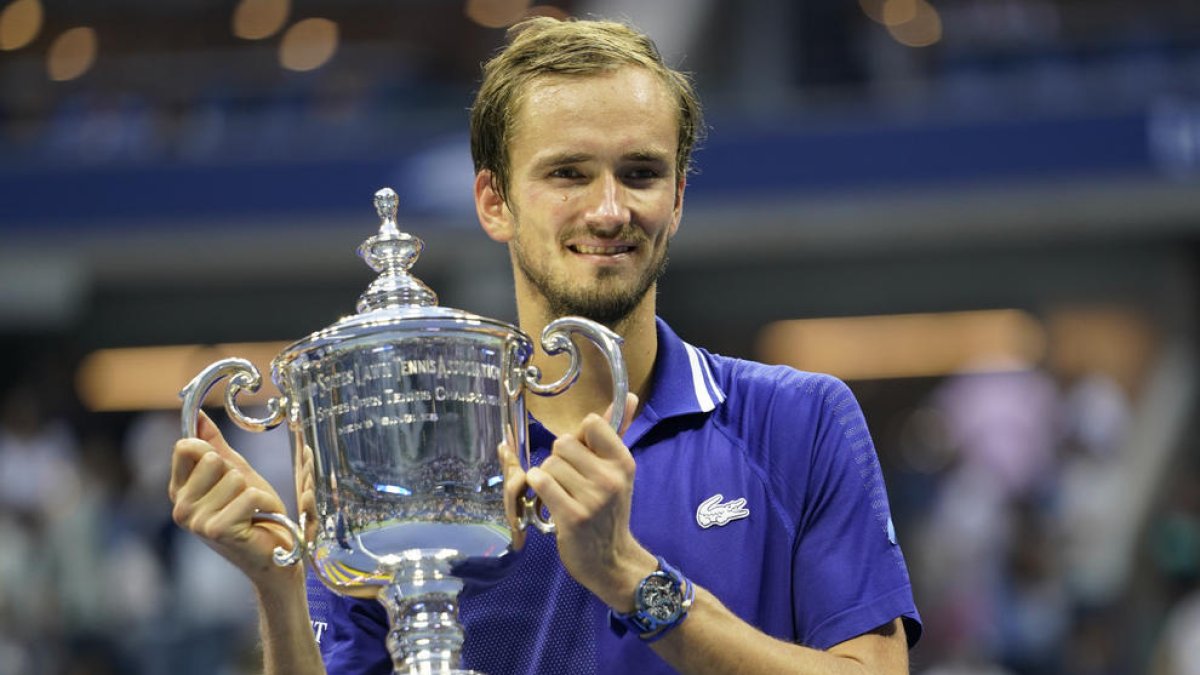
left=518, top=290, right=658, bottom=437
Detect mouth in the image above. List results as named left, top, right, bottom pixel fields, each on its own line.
left=568, top=243, right=636, bottom=256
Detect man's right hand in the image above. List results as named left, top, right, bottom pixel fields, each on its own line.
left=169, top=411, right=300, bottom=588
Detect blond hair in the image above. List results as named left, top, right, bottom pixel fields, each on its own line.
left=470, top=17, right=704, bottom=200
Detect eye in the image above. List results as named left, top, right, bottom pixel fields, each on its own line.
left=623, top=166, right=664, bottom=186
left=549, top=166, right=584, bottom=180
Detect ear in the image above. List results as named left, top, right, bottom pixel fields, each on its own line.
left=668, top=176, right=686, bottom=238
left=475, top=170, right=514, bottom=243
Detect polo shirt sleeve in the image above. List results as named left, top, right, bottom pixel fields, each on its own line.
left=783, top=374, right=921, bottom=649
left=307, top=572, right=392, bottom=674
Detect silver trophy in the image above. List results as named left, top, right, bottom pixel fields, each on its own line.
left=179, top=188, right=627, bottom=675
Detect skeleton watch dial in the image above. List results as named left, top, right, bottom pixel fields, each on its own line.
left=637, top=571, right=684, bottom=624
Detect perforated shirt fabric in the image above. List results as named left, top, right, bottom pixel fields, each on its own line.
left=308, top=317, right=922, bottom=674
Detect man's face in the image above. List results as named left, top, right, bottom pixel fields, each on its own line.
left=486, top=66, right=683, bottom=327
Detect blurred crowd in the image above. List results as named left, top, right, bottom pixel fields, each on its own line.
left=0, top=337, right=1196, bottom=675
left=0, top=374, right=295, bottom=675
left=3, top=0, right=1200, bottom=170
left=885, top=352, right=1200, bottom=675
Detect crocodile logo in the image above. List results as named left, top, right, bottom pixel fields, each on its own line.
left=695, top=494, right=750, bottom=529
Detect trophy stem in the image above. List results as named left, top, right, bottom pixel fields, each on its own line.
left=379, top=555, right=483, bottom=675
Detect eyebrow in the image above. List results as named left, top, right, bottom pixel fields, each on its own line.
left=532, top=148, right=671, bottom=170
left=534, top=152, right=592, bottom=169
left=623, top=149, right=671, bottom=164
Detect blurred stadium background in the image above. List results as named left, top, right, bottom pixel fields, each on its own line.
left=1, top=0, right=1198, bottom=673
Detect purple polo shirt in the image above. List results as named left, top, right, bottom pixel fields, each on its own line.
left=309, top=318, right=921, bottom=673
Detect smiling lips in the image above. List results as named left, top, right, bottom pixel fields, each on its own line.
left=570, top=243, right=636, bottom=255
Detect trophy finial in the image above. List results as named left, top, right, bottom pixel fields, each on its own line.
left=374, top=188, right=399, bottom=228
left=356, top=187, right=438, bottom=312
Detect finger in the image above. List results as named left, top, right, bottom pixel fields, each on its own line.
left=595, top=392, right=638, bottom=437
left=550, top=435, right=633, bottom=513
left=299, top=443, right=314, bottom=473
left=172, top=454, right=230, bottom=528
left=548, top=434, right=612, bottom=486
left=539, top=446, right=592, bottom=502
left=623, top=393, right=638, bottom=434
left=499, top=443, right=526, bottom=521
left=195, top=410, right=224, bottom=445
left=498, top=441, right=522, bottom=473
left=509, top=522, right=527, bottom=551
left=298, top=444, right=315, bottom=493
left=185, top=466, right=251, bottom=529
left=173, top=452, right=240, bottom=525
left=578, top=412, right=635, bottom=463
left=613, top=393, right=638, bottom=437
left=526, top=466, right=584, bottom=525
left=496, top=442, right=528, bottom=549
left=504, top=490, right=528, bottom=551
left=169, top=438, right=205, bottom=498
left=170, top=440, right=227, bottom=501
left=206, top=487, right=290, bottom=546
left=196, top=411, right=256, bottom=474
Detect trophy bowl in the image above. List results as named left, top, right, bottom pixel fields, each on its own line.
left=179, top=188, right=627, bottom=675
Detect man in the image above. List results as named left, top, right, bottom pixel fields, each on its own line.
left=169, top=17, right=921, bottom=674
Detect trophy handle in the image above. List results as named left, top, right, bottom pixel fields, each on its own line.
left=519, top=317, right=628, bottom=534
left=179, top=357, right=305, bottom=567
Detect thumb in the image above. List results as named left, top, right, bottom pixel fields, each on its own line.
left=602, top=392, right=639, bottom=437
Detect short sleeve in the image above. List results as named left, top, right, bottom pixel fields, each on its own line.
left=789, top=376, right=922, bottom=649
left=307, top=573, right=392, bottom=674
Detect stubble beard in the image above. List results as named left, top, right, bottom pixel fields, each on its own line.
left=512, top=234, right=670, bottom=328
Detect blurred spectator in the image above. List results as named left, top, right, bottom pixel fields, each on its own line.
left=1150, top=467, right=1200, bottom=675
left=909, top=362, right=1068, bottom=672
left=930, top=367, right=1061, bottom=501
left=1155, top=584, right=1200, bottom=675
left=0, top=383, right=82, bottom=522
left=0, top=382, right=84, bottom=670
left=0, top=510, right=40, bottom=672
left=994, top=501, right=1068, bottom=675
left=1055, top=372, right=1133, bottom=606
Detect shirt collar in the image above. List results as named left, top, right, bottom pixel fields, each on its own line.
left=625, top=317, right=727, bottom=446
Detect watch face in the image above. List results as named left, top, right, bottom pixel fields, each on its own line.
left=637, top=572, right=682, bottom=624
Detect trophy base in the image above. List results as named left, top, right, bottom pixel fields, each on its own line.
left=381, top=552, right=484, bottom=675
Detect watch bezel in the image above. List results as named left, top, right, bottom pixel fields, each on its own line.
left=635, top=570, right=685, bottom=627
left=608, top=556, right=694, bottom=641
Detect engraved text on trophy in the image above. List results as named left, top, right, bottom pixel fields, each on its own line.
left=293, top=337, right=512, bottom=571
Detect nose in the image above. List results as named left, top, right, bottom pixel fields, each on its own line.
left=583, top=173, right=630, bottom=235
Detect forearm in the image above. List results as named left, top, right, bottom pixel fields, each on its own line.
left=255, top=570, right=326, bottom=675
left=650, top=586, right=907, bottom=675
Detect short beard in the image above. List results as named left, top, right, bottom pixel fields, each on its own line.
left=514, top=242, right=670, bottom=328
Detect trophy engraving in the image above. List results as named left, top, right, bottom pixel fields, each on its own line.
left=179, top=188, right=627, bottom=675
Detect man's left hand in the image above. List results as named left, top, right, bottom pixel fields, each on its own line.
left=521, top=393, right=656, bottom=610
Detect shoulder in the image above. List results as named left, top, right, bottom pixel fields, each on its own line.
left=693, top=350, right=878, bottom=529
left=709, top=350, right=875, bottom=468
left=701, top=349, right=859, bottom=432
left=698, top=349, right=868, bottom=476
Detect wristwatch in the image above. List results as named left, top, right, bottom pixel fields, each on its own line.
left=608, top=556, right=695, bottom=642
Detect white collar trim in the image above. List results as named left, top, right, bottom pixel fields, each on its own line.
left=683, top=342, right=725, bottom=412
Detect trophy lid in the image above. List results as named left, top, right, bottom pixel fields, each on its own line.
left=270, top=188, right=527, bottom=377
left=355, top=188, right=438, bottom=313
